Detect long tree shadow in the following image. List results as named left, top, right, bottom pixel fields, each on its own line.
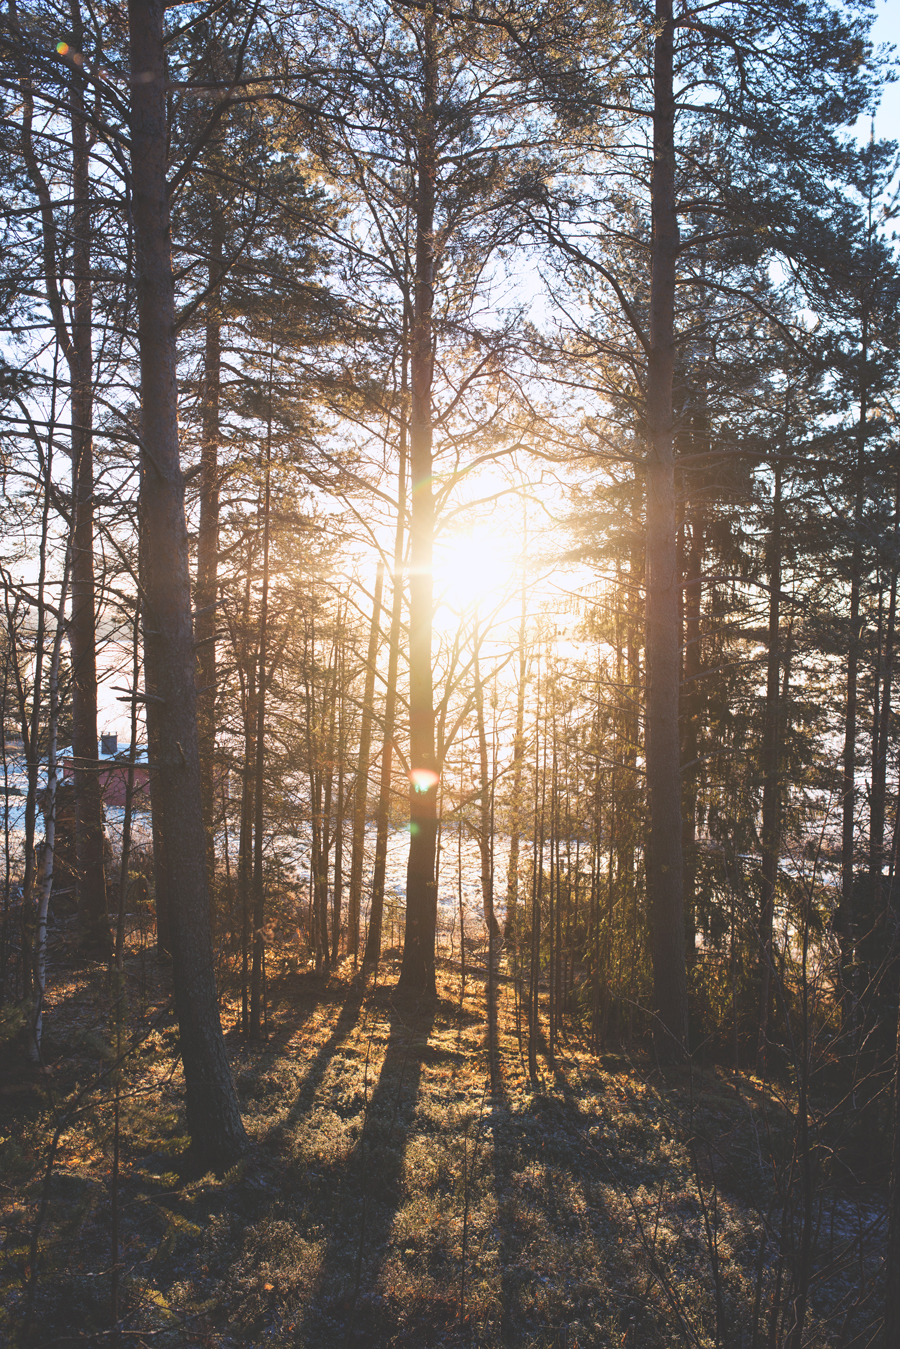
left=537, top=1036, right=693, bottom=1345
left=488, top=1071, right=523, bottom=1346
left=266, top=982, right=365, bottom=1145
left=486, top=976, right=535, bottom=1346
left=481, top=1007, right=635, bottom=1347
left=297, top=993, right=436, bottom=1348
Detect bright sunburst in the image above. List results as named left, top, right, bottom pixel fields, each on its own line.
left=433, top=524, right=522, bottom=619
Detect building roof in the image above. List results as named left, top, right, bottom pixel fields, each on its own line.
left=58, top=744, right=150, bottom=766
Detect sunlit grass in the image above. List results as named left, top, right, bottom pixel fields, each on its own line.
left=0, top=936, right=886, bottom=1348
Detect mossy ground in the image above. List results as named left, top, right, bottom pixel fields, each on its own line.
left=0, top=927, right=887, bottom=1347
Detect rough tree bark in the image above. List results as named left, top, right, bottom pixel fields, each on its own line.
left=757, top=461, right=784, bottom=1071
left=147, top=716, right=171, bottom=957
left=68, top=0, right=108, bottom=953
left=304, top=618, right=333, bottom=970
left=128, top=0, right=246, bottom=1167
left=196, top=226, right=224, bottom=890
left=838, top=310, right=868, bottom=1038
left=235, top=542, right=256, bottom=1027
left=875, top=477, right=900, bottom=1348
left=644, top=0, right=688, bottom=1057
left=528, top=659, right=545, bottom=1086
left=347, top=563, right=384, bottom=959
left=869, top=463, right=899, bottom=909
left=505, top=578, right=528, bottom=949
left=364, top=407, right=407, bottom=972
left=249, top=452, right=271, bottom=1036
left=473, top=616, right=501, bottom=945
left=887, top=995, right=900, bottom=1342
left=331, top=669, right=346, bottom=965
left=319, top=632, right=338, bottom=968
left=842, top=336, right=866, bottom=889
left=680, top=442, right=705, bottom=975
left=398, top=12, right=439, bottom=997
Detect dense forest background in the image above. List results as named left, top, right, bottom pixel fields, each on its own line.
left=1, top=0, right=900, bottom=1345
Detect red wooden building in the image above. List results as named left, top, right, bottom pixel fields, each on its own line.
left=60, top=735, right=151, bottom=810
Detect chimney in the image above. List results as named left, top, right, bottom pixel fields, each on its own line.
left=100, top=733, right=117, bottom=756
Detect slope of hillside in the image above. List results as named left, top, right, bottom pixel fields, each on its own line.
left=0, top=938, right=887, bottom=1347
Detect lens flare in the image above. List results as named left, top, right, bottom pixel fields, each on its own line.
left=57, top=41, right=69, bottom=53
left=410, top=768, right=440, bottom=794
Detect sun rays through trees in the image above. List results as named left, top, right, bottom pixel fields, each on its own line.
left=0, top=0, right=899, bottom=1344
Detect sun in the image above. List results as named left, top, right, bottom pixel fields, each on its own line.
left=433, top=524, right=522, bottom=619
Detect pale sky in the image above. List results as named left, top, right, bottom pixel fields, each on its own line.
left=872, top=0, right=900, bottom=144
left=93, top=3, right=900, bottom=743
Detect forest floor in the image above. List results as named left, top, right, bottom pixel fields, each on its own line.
left=0, top=919, right=889, bottom=1348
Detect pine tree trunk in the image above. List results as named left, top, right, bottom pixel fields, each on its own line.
left=548, top=738, right=558, bottom=1052
left=310, top=763, right=326, bottom=966
left=319, top=644, right=338, bottom=970
left=1, top=655, right=13, bottom=1006
left=236, top=551, right=256, bottom=1027
left=887, top=1000, right=900, bottom=1342
left=364, top=358, right=408, bottom=972
left=250, top=461, right=271, bottom=1036
left=398, top=15, right=439, bottom=997
left=347, top=564, right=384, bottom=959
left=623, top=475, right=644, bottom=1052
left=128, top=0, right=246, bottom=1167
left=30, top=577, right=69, bottom=1062
left=506, top=581, right=528, bottom=977
left=364, top=560, right=403, bottom=968
left=238, top=699, right=255, bottom=1029
left=332, top=738, right=345, bottom=966
left=644, top=0, right=688, bottom=1058
left=757, top=463, right=784, bottom=1071
left=591, top=689, right=605, bottom=1049
left=528, top=665, right=545, bottom=1085
left=196, top=228, right=223, bottom=892
left=473, top=619, right=500, bottom=944
left=874, top=480, right=900, bottom=1341
left=869, top=465, right=899, bottom=907
left=14, top=391, right=57, bottom=1003
left=147, top=735, right=171, bottom=958
left=680, top=505, right=703, bottom=973
left=331, top=623, right=348, bottom=964
left=304, top=620, right=327, bottom=970
left=68, top=8, right=108, bottom=954
left=840, top=314, right=867, bottom=1023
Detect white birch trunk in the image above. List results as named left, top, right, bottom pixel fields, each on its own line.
left=29, top=603, right=68, bottom=1063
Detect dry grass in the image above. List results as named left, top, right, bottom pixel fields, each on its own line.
left=0, top=927, right=888, bottom=1347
